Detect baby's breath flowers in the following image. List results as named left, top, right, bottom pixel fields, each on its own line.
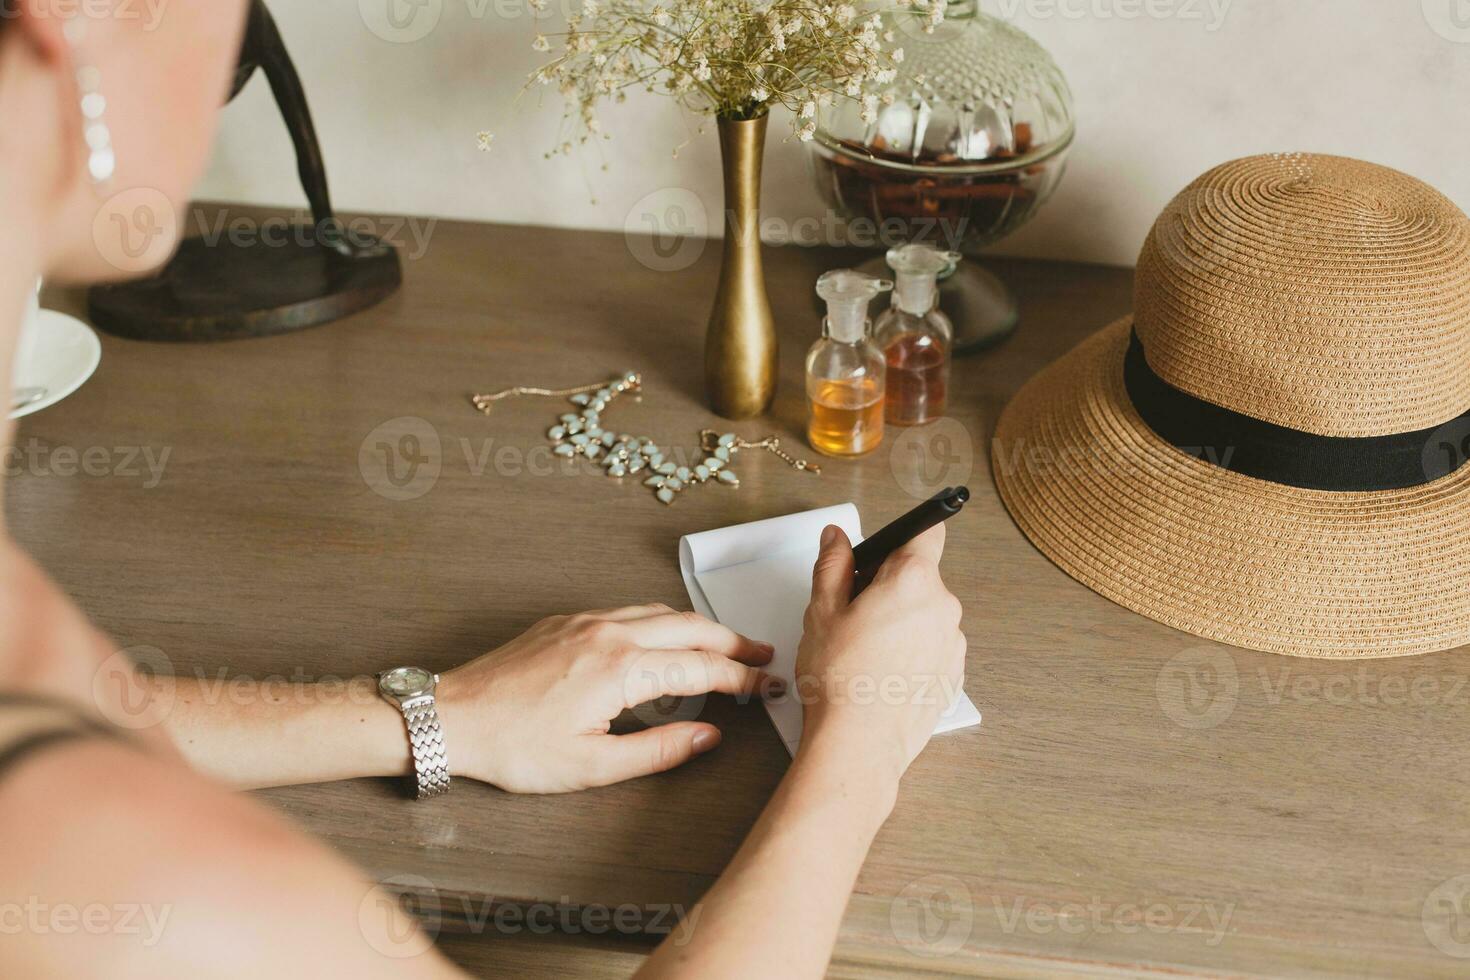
left=529, top=0, right=939, bottom=152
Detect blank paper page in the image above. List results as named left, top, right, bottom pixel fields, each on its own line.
left=680, top=504, right=980, bottom=755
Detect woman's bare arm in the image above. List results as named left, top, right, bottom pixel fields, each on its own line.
left=638, top=524, right=967, bottom=979
left=0, top=544, right=466, bottom=978
left=150, top=605, right=779, bottom=793
left=148, top=673, right=416, bottom=789
left=637, top=731, right=902, bottom=979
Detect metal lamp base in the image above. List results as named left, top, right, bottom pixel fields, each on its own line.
left=88, top=231, right=401, bottom=342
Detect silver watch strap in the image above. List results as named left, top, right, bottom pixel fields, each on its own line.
left=403, top=699, right=450, bottom=799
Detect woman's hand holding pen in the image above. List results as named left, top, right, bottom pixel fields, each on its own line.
left=639, top=524, right=968, bottom=980
left=794, top=523, right=967, bottom=790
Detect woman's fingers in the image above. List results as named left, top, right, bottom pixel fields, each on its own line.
left=571, top=606, right=772, bottom=664
left=808, top=525, right=855, bottom=620
left=891, top=521, right=947, bottom=565
left=621, top=649, right=783, bottom=707
left=870, top=523, right=948, bottom=593
left=578, top=722, right=722, bottom=787
left=621, top=612, right=774, bottom=665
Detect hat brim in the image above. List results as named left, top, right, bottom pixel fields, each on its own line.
left=992, top=316, right=1470, bottom=658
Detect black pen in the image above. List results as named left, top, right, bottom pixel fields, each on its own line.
left=850, top=486, right=970, bottom=597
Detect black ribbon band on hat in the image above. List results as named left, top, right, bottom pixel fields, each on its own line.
left=1123, top=329, right=1470, bottom=491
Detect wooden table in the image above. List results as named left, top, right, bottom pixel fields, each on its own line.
left=11, top=206, right=1470, bottom=978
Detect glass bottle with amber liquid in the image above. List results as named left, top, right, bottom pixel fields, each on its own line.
left=807, top=270, right=891, bottom=457
left=873, top=244, right=961, bottom=426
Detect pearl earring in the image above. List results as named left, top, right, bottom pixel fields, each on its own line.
left=64, top=19, right=115, bottom=186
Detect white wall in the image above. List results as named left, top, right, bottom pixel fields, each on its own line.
left=197, top=0, right=1470, bottom=268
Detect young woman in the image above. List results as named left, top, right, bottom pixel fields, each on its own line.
left=0, top=3, right=968, bottom=976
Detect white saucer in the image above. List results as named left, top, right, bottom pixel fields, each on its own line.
left=10, top=311, right=103, bottom=420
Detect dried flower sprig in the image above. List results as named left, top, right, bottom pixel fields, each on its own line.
left=528, top=0, right=943, bottom=153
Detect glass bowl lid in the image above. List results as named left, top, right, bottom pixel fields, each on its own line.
left=814, top=0, right=1075, bottom=175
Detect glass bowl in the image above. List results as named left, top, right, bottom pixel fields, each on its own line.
left=808, top=1, right=1075, bottom=350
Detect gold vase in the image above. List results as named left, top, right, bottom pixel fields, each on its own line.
left=705, top=113, right=777, bottom=420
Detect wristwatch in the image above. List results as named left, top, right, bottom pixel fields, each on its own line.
left=377, top=666, right=450, bottom=799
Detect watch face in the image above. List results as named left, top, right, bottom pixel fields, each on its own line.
left=382, top=666, right=433, bottom=698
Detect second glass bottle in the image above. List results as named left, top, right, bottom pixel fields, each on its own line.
left=874, top=244, right=961, bottom=427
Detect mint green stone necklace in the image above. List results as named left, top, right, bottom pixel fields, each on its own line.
left=471, top=372, right=821, bottom=505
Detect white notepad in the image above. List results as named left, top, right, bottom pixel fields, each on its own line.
left=680, top=503, right=981, bottom=756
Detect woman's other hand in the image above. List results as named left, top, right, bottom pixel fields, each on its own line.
left=438, top=605, right=779, bottom=793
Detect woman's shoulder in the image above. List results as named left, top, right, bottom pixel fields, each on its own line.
left=0, top=540, right=176, bottom=739
left=0, top=540, right=110, bottom=687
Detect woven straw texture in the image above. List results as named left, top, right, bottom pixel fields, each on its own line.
left=993, top=154, right=1470, bottom=658
left=1136, top=153, right=1470, bottom=437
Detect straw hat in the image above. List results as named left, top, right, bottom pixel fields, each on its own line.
left=992, top=153, right=1470, bottom=658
